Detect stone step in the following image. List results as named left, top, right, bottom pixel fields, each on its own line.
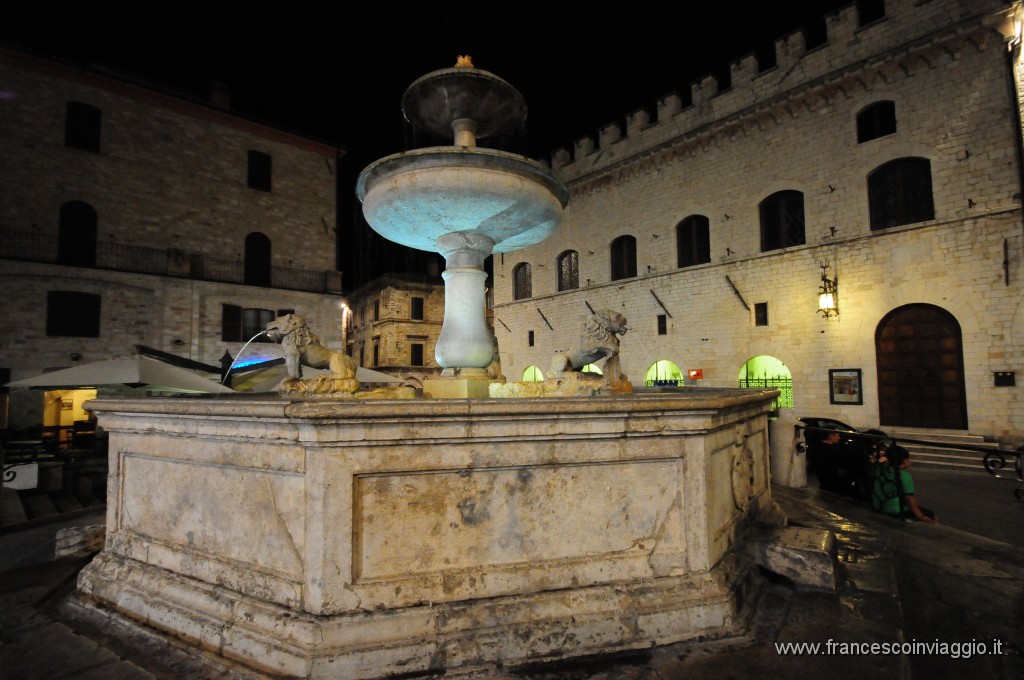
left=52, top=494, right=85, bottom=513
left=24, top=493, right=59, bottom=520
left=1, top=486, right=29, bottom=526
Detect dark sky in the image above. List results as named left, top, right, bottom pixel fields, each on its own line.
left=1, top=1, right=853, bottom=284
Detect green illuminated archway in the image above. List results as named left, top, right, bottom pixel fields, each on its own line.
left=645, top=360, right=684, bottom=386
left=581, top=364, right=602, bottom=374
left=522, top=365, right=544, bottom=382
left=738, top=355, right=792, bottom=409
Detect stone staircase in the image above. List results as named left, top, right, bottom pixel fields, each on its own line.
left=881, top=428, right=1007, bottom=472
left=2, top=455, right=106, bottom=528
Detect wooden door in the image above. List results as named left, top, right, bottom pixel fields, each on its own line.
left=875, top=304, right=967, bottom=429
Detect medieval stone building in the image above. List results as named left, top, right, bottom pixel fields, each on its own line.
left=493, top=0, right=1024, bottom=437
left=341, top=273, right=446, bottom=385
left=0, top=48, right=344, bottom=430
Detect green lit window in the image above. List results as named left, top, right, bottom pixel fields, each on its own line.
left=522, top=366, right=544, bottom=382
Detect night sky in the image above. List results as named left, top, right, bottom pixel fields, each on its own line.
left=2, top=1, right=853, bottom=286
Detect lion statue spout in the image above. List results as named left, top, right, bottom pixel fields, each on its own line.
left=265, top=314, right=360, bottom=396
left=549, top=309, right=632, bottom=394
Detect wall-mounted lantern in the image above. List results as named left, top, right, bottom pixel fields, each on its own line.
left=817, top=260, right=838, bottom=318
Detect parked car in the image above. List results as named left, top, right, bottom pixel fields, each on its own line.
left=796, top=416, right=861, bottom=447
left=797, top=417, right=887, bottom=499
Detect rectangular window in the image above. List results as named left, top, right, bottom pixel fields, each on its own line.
left=528, top=330, right=535, bottom=347
left=47, top=291, right=101, bottom=337
left=359, top=344, right=365, bottom=366
left=65, top=102, right=101, bottom=152
left=411, top=343, right=424, bottom=366
left=657, top=314, right=667, bottom=335
left=222, top=305, right=274, bottom=342
left=373, top=299, right=380, bottom=321
left=755, top=302, right=769, bottom=326
left=347, top=343, right=354, bottom=357
left=373, top=343, right=379, bottom=366
left=411, top=296, right=424, bottom=320
left=247, top=150, right=272, bottom=192
left=242, top=308, right=275, bottom=342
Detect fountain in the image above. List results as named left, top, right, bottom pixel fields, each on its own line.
left=75, top=59, right=782, bottom=679
left=357, top=57, right=566, bottom=397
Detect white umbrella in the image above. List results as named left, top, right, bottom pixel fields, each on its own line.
left=6, top=356, right=235, bottom=394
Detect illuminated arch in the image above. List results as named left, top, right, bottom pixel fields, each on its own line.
left=645, top=360, right=683, bottom=386
left=522, top=365, right=544, bottom=382
left=738, top=355, right=793, bottom=410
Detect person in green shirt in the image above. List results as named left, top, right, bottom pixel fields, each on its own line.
left=871, top=445, right=937, bottom=523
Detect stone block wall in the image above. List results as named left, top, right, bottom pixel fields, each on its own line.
left=0, top=49, right=338, bottom=272
left=495, top=0, right=1024, bottom=436
left=0, top=261, right=343, bottom=428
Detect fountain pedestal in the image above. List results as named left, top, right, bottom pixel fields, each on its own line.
left=78, top=389, right=779, bottom=678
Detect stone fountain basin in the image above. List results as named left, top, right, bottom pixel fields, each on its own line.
left=77, top=389, right=778, bottom=678
left=357, top=147, right=567, bottom=253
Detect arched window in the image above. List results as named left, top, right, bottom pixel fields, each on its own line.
left=759, top=191, right=805, bottom=252
left=856, top=101, right=896, bottom=143
left=645, top=360, right=684, bottom=387
left=244, top=232, right=272, bottom=286
left=610, top=235, right=637, bottom=281
left=58, top=201, right=97, bottom=267
left=513, top=263, right=532, bottom=300
left=557, top=250, right=579, bottom=291
left=868, top=158, right=934, bottom=230
left=677, top=215, right=710, bottom=268
left=65, top=101, right=101, bottom=152
left=522, top=366, right=544, bottom=382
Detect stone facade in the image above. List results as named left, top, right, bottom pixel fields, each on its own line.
left=493, top=0, right=1024, bottom=437
left=0, top=49, right=344, bottom=429
left=342, top=274, right=446, bottom=382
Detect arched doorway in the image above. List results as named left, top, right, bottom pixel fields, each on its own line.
left=645, top=360, right=683, bottom=386
left=738, top=356, right=793, bottom=411
left=876, top=304, right=967, bottom=429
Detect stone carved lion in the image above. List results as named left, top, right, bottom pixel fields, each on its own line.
left=549, top=310, right=631, bottom=389
left=265, top=314, right=358, bottom=392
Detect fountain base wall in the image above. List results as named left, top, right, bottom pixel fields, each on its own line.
left=78, top=389, right=779, bottom=678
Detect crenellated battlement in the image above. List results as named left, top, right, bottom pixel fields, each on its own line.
left=549, top=0, right=1014, bottom=182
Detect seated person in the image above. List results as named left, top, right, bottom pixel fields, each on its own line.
left=871, top=445, right=937, bottom=523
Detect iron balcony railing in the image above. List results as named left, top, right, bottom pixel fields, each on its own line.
left=0, top=229, right=340, bottom=294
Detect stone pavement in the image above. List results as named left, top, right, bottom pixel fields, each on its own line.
left=1, top=487, right=1022, bottom=680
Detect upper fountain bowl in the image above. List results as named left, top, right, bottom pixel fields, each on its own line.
left=402, top=67, right=526, bottom=141
left=356, top=147, right=567, bottom=253
left=357, top=61, right=566, bottom=255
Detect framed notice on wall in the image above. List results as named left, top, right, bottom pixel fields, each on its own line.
left=829, top=369, right=863, bottom=405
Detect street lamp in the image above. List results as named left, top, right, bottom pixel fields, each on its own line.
left=818, top=261, right=838, bottom=318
